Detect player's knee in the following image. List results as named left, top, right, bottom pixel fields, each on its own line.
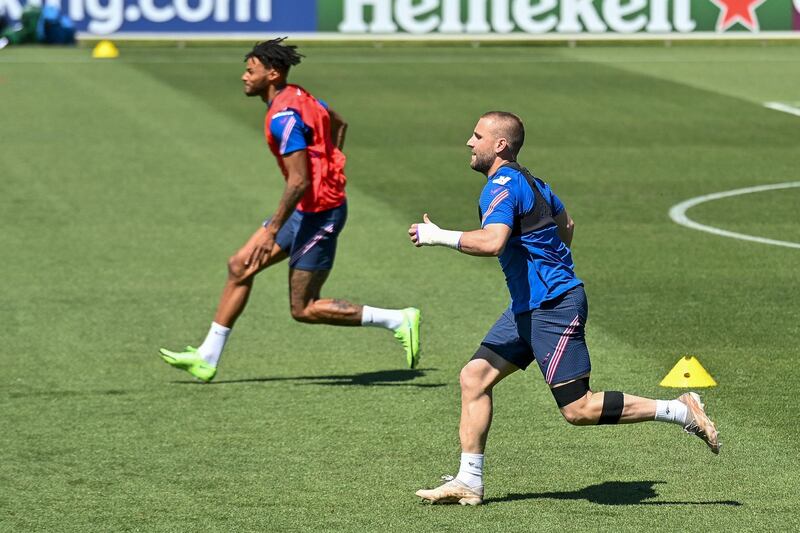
left=559, top=393, right=594, bottom=426
left=560, top=406, right=591, bottom=426
left=459, top=363, right=488, bottom=395
left=290, top=301, right=318, bottom=323
left=227, top=255, right=249, bottom=282
left=551, top=377, right=592, bottom=425
left=290, top=305, right=310, bottom=323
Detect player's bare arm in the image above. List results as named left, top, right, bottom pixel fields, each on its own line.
left=456, top=224, right=511, bottom=256
left=408, top=214, right=511, bottom=257
left=328, top=108, right=348, bottom=150
left=554, top=209, right=574, bottom=247
left=245, top=149, right=309, bottom=268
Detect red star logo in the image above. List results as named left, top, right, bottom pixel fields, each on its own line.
left=709, top=0, right=767, bottom=32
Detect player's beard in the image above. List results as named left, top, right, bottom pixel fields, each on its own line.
left=244, top=79, right=268, bottom=96
left=470, top=150, right=494, bottom=174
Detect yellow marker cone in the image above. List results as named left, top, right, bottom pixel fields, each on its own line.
left=659, top=356, right=717, bottom=388
left=92, top=40, right=119, bottom=59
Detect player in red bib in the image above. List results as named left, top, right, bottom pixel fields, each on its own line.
left=159, top=39, right=420, bottom=382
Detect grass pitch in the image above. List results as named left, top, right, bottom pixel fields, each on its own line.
left=1, top=43, right=799, bottom=531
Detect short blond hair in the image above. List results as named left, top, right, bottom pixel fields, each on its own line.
left=481, top=111, right=525, bottom=157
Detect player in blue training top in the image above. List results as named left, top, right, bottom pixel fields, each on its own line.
left=409, top=111, right=720, bottom=506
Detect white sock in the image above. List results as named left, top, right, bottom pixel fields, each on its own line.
left=655, top=400, right=689, bottom=426
left=361, top=305, right=404, bottom=330
left=196, top=322, right=231, bottom=366
left=455, top=453, right=484, bottom=489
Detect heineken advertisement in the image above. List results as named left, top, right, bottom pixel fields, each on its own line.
left=323, top=0, right=800, bottom=34
left=6, top=0, right=798, bottom=36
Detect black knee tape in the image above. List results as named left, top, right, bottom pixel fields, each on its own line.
left=551, top=377, right=590, bottom=408
left=598, top=391, right=624, bottom=425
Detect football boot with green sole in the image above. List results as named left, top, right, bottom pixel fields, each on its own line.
left=158, top=346, right=217, bottom=383
left=393, top=307, right=421, bottom=369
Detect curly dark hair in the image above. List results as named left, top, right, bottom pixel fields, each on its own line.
left=245, top=37, right=304, bottom=74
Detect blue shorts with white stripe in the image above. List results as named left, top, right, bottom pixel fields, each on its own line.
left=476, top=285, right=591, bottom=385
left=264, top=202, right=347, bottom=271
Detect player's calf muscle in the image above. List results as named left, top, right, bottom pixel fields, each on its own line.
left=288, top=293, right=359, bottom=322
left=295, top=299, right=361, bottom=325
left=558, top=390, right=656, bottom=426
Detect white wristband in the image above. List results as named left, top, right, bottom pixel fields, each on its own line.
left=417, top=224, right=463, bottom=250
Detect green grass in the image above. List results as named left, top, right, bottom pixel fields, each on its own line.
left=1, top=43, right=799, bottom=531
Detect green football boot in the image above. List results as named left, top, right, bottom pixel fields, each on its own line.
left=158, top=346, right=217, bottom=383
left=393, top=307, right=421, bottom=369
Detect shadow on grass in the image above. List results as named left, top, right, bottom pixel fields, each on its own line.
left=6, top=388, right=131, bottom=399
left=173, top=368, right=444, bottom=388
left=484, top=481, right=742, bottom=506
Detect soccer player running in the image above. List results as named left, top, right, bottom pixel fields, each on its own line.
left=409, top=111, right=719, bottom=506
left=159, top=39, right=420, bottom=382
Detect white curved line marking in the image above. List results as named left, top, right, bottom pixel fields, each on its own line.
left=764, top=102, right=800, bottom=117
left=669, top=182, right=800, bottom=249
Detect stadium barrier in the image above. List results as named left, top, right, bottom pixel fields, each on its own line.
left=4, top=0, right=798, bottom=41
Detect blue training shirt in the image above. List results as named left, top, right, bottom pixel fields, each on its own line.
left=269, top=109, right=310, bottom=155
left=268, top=98, right=328, bottom=156
left=479, top=164, right=582, bottom=314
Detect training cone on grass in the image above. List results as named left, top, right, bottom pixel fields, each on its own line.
left=92, top=40, right=119, bottom=59
left=660, top=355, right=717, bottom=388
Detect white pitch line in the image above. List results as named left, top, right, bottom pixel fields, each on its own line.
left=764, top=102, right=800, bottom=117
left=669, top=182, right=800, bottom=249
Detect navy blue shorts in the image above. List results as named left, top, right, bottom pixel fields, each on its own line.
left=264, top=202, right=347, bottom=271
left=476, top=285, right=591, bottom=385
